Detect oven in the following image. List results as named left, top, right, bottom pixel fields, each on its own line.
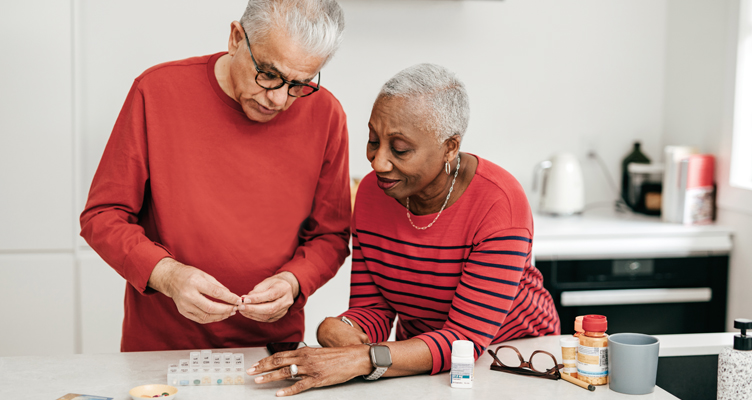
left=536, top=255, right=729, bottom=335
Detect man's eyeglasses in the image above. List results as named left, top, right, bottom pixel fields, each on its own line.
left=242, top=27, right=320, bottom=98
left=488, top=345, right=563, bottom=381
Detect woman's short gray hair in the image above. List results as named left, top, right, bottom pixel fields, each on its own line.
left=240, top=0, right=345, bottom=65
left=378, top=63, right=470, bottom=145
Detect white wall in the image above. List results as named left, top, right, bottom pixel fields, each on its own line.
left=331, top=0, right=667, bottom=207
left=712, top=0, right=752, bottom=330
left=662, top=0, right=752, bottom=331
left=1, top=0, right=747, bottom=355
left=663, top=0, right=731, bottom=153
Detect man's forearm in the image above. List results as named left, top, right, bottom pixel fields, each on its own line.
left=148, top=257, right=178, bottom=296
left=274, top=271, right=300, bottom=299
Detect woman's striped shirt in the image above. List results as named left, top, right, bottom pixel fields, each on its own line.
left=341, top=156, right=560, bottom=375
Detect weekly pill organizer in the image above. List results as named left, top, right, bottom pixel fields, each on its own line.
left=167, top=350, right=246, bottom=386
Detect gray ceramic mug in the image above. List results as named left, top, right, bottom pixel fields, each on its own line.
left=608, top=333, right=660, bottom=395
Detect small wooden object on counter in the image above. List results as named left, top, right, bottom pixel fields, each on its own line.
left=560, top=371, right=596, bottom=391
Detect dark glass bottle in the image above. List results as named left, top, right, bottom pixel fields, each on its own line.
left=621, top=142, right=650, bottom=210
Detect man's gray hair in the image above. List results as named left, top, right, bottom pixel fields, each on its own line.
left=240, top=0, right=345, bottom=64
left=378, top=63, right=470, bottom=145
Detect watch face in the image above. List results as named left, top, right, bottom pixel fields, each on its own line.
left=371, top=345, right=393, bottom=368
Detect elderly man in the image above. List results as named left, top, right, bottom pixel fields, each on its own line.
left=80, top=0, right=350, bottom=351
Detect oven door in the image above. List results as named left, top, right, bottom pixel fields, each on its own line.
left=536, top=256, right=729, bottom=334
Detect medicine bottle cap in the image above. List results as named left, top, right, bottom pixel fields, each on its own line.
left=574, top=316, right=584, bottom=333
left=733, top=318, right=752, bottom=351
left=582, top=315, right=608, bottom=332
left=452, top=340, right=474, bottom=358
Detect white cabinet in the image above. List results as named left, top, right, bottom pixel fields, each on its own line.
left=0, top=254, right=75, bottom=356
left=0, top=1, right=74, bottom=252
left=78, top=251, right=125, bottom=354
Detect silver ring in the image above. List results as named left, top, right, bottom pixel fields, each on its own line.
left=290, top=363, right=298, bottom=378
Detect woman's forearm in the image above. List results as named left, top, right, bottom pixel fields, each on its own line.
left=317, top=317, right=370, bottom=347
left=381, top=338, right=432, bottom=377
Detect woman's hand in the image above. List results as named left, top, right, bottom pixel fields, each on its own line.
left=248, top=345, right=372, bottom=397
left=317, top=317, right=370, bottom=347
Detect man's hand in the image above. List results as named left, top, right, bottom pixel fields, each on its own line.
left=316, top=317, right=370, bottom=347
left=238, top=271, right=299, bottom=323
left=148, top=257, right=240, bottom=324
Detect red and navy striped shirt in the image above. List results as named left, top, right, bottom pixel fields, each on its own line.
left=341, top=156, right=560, bottom=374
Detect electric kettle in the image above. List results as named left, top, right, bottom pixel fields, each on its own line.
left=533, top=153, right=585, bottom=215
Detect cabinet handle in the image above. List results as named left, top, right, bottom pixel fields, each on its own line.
left=560, top=288, right=712, bottom=306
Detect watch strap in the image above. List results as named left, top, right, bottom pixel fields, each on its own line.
left=364, top=365, right=388, bottom=380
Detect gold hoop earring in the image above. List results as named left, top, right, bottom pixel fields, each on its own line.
left=445, top=161, right=450, bottom=175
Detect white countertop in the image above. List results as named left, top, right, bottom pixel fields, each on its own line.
left=657, top=332, right=736, bottom=357
left=0, top=335, right=683, bottom=400
left=533, top=207, right=734, bottom=260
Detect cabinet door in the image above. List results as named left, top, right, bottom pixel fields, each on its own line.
left=0, top=1, right=73, bottom=252
left=79, top=251, right=125, bottom=354
left=0, top=254, right=75, bottom=356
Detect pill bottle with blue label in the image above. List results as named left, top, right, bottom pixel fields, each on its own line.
left=450, top=340, right=474, bottom=388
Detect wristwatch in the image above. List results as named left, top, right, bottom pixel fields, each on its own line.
left=363, top=343, right=392, bottom=381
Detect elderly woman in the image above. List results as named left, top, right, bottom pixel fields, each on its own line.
left=249, top=64, right=560, bottom=396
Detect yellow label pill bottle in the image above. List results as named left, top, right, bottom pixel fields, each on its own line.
left=560, top=336, right=580, bottom=378
left=577, top=315, right=609, bottom=386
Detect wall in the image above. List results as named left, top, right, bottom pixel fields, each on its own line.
left=331, top=0, right=667, bottom=206
left=0, top=0, right=745, bottom=355
left=663, top=0, right=731, bottom=153
left=662, top=0, right=752, bottom=330
left=718, top=0, right=752, bottom=328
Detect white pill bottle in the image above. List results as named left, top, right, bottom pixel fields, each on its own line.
left=450, top=340, right=474, bottom=388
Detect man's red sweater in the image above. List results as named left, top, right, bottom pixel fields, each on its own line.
left=80, top=53, right=351, bottom=351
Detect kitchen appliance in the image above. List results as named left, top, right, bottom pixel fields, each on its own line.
left=626, top=163, right=664, bottom=215
left=536, top=255, right=729, bottom=335
left=533, top=153, right=585, bottom=215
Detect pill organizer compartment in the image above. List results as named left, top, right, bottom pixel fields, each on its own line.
left=167, top=364, right=179, bottom=387
left=171, top=350, right=245, bottom=386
